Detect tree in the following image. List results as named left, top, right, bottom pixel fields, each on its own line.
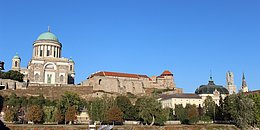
left=154, top=107, right=170, bottom=125
left=26, top=105, right=43, bottom=124
left=227, top=93, right=255, bottom=129
left=186, top=104, right=199, bottom=124
left=4, top=107, right=16, bottom=122
left=247, top=93, right=260, bottom=127
left=0, top=70, right=24, bottom=82
left=175, top=104, right=187, bottom=124
left=135, top=96, right=162, bottom=125
left=115, top=96, right=137, bottom=120
left=54, top=108, right=64, bottom=124
left=65, top=106, right=77, bottom=124
left=203, top=96, right=215, bottom=120
left=43, top=106, right=56, bottom=123
left=215, top=95, right=224, bottom=121
left=106, top=106, right=123, bottom=124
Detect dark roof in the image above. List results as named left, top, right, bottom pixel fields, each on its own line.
left=195, top=80, right=229, bottom=94
left=159, top=93, right=201, bottom=100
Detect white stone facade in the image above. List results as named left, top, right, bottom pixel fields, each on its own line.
left=12, top=30, right=75, bottom=85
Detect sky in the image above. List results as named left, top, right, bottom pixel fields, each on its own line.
left=0, top=0, right=259, bottom=93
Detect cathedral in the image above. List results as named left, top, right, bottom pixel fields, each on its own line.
left=12, top=28, right=75, bottom=85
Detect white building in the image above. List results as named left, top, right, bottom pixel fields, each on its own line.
left=12, top=28, right=75, bottom=85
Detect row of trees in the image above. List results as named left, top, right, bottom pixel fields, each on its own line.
left=0, top=70, right=24, bottom=82
left=2, top=91, right=260, bottom=129
left=3, top=92, right=86, bottom=124
left=173, top=93, right=260, bottom=129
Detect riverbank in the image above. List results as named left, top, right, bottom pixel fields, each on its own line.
left=7, top=124, right=238, bottom=130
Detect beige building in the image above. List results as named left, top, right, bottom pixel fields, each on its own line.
left=12, top=29, right=75, bottom=85
left=82, top=70, right=181, bottom=95
left=159, top=93, right=203, bottom=109
left=160, top=76, right=229, bottom=110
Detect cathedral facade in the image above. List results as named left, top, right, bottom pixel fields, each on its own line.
left=12, top=29, right=75, bottom=85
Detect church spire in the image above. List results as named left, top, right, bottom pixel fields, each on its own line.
left=241, top=72, right=248, bottom=92
left=209, top=70, right=213, bottom=81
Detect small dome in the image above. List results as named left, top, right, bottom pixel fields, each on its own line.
left=195, top=80, right=229, bottom=95
left=69, top=57, right=74, bottom=63
left=37, top=32, right=58, bottom=41
left=161, top=70, right=173, bottom=76
left=13, top=53, right=20, bottom=59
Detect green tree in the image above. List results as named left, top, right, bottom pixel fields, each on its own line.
left=227, top=93, right=254, bottom=129
left=215, top=95, right=224, bottom=121
left=247, top=93, right=260, bottom=127
left=43, top=106, right=56, bottom=123
left=135, top=96, right=162, bottom=125
left=115, top=95, right=137, bottom=120
left=0, top=70, right=24, bottom=82
left=175, top=104, right=187, bottom=124
left=203, top=96, right=215, bottom=120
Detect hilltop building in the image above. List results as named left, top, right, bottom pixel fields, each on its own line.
left=160, top=76, right=229, bottom=109
left=82, top=70, right=182, bottom=95
left=12, top=28, right=75, bottom=85
left=226, top=71, right=237, bottom=94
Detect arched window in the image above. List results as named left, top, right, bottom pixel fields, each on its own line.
left=98, top=79, right=102, bottom=85
left=60, top=75, right=64, bottom=83
left=15, top=61, right=18, bottom=67
left=35, top=73, right=39, bottom=81
left=70, top=65, right=73, bottom=71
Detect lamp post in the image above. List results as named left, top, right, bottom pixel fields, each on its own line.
left=0, top=61, right=4, bottom=71
left=0, top=61, right=4, bottom=90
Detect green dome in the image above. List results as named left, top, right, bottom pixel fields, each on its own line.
left=69, top=57, right=74, bottom=63
left=37, top=32, right=58, bottom=41
left=195, top=80, right=229, bottom=95
left=13, top=53, right=20, bottom=59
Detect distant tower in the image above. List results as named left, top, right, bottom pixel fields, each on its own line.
left=241, top=73, right=249, bottom=92
left=12, top=53, right=21, bottom=71
left=68, top=57, right=75, bottom=84
left=226, top=71, right=237, bottom=94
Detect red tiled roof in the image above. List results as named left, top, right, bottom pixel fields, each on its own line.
left=161, top=70, right=173, bottom=76
left=245, top=90, right=260, bottom=95
left=89, top=71, right=150, bottom=79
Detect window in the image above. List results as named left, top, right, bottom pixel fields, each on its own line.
left=15, top=61, right=18, bottom=67
left=98, top=79, right=102, bottom=85
left=69, top=65, right=72, bottom=71
left=54, top=51, right=56, bottom=57
left=47, top=50, right=50, bottom=56
left=47, top=74, right=52, bottom=84
left=40, top=50, right=43, bottom=56
left=60, top=75, right=64, bottom=82
left=35, top=73, right=39, bottom=81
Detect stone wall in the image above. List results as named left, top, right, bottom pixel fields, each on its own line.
left=0, top=79, right=26, bottom=90
left=0, top=85, right=93, bottom=100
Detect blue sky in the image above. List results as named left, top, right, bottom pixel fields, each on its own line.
left=0, top=0, right=259, bottom=92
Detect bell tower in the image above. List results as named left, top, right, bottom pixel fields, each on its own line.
left=226, top=71, right=237, bottom=94
left=12, top=53, right=21, bottom=71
